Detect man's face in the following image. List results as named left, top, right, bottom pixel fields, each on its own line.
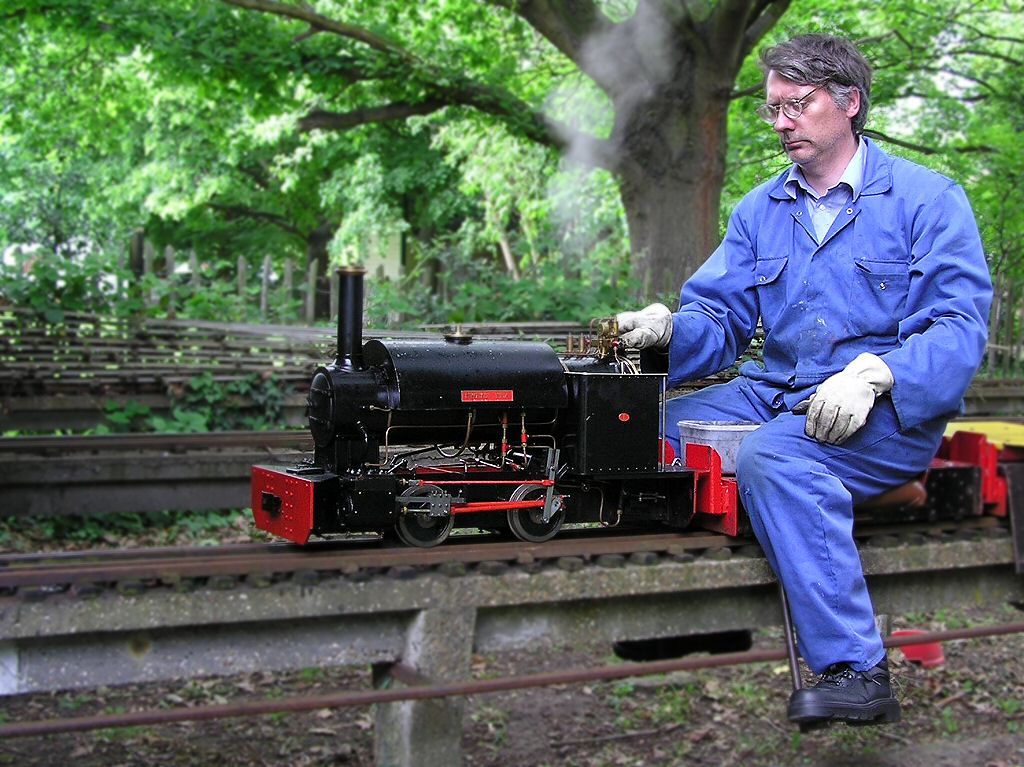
left=765, top=71, right=860, bottom=171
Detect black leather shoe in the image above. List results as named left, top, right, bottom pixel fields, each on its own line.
left=788, top=659, right=901, bottom=726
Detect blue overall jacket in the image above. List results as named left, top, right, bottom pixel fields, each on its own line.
left=667, top=137, right=993, bottom=430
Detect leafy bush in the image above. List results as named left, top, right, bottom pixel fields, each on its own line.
left=96, top=373, right=287, bottom=435
left=0, top=247, right=137, bottom=322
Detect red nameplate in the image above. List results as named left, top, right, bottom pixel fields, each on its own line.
left=461, top=389, right=515, bottom=403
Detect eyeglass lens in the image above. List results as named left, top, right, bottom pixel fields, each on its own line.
left=755, top=85, right=819, bottom=124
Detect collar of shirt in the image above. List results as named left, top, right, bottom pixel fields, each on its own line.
left=782, top=137, right=867, bottom=202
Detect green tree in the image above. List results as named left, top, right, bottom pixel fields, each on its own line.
left=7, top=0, right=796, bottom=299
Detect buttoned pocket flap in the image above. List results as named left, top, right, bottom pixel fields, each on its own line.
left=755, top=257, right=788, bottom=286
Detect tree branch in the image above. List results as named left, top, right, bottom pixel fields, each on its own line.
left=218, top=0, right=417, bottom=64
left=220, top=0, right=576, bottom=153
left=299, top=100, right=448, bottom=132
left=741, top=0, right=791, bottom=59
left=207, top=202, right=304, bottom=237
left=947, top=46, right=1023, bottom=67
left=863, top=129, right=995, bottom=156
left=483, top=0, right=614, bottom=70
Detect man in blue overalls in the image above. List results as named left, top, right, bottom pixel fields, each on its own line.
left=616, top=34, right=992, bottom=726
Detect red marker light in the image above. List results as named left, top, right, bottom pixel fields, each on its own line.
left=618, top=412, right=630, bottom=422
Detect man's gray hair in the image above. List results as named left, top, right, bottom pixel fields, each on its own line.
left=759, top=34, right=873, bottom=134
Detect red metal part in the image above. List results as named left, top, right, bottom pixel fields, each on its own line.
left=250, top=466, right=314, bottom=545
left=942, top=431, right=1008, bottom=517
left=460, top=389, right=514, bottom=402
left=450, top=499, right=547, bottom=514
left=415, top=479, right=554, bottom=486
left=660, top=438, right=676, bottom=466
left=685, top=443, right=739, bottom=537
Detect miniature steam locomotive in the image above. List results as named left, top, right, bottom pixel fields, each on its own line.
left=252, top=268, right=1017, bottom=552
left=251, top=268, right=739, bottom=547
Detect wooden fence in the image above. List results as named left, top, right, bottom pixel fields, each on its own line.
left=136, top=241, right=1023, bottom=376
left=140, top=244, right=342, bottom=324
left=986, top=274, right=1024, bottom=378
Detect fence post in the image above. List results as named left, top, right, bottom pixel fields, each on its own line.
left=282, top=259, right=294, bottom=321
left=143, top=240, right=156, bottom=307
left=260, top=255, right=271, bottom=321
left=1015, top=286, right=1023, bottom=376
left=237, top=256, right=248, bottom=301
left=189, top=251, right=200, bottom=288
left=306, top=260, right=318, bottom=324
left=986, top=277, right=1001, bottom=377
left=164, top=246, right=176, bottom=318
left=1002, top=279, right=1017, bottom=376
left=129, top=230, right=145, bottom=279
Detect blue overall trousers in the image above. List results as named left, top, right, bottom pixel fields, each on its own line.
left=666, top=380, right=946, bottom=673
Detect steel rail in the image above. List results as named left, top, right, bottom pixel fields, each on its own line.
left=2, top=621, right=1022, bottom=739
left=0, top=518, right=1004, bottom=590
left=0, top=430, right=313, bottom=453
left=0, top=532, right=732, bottom=589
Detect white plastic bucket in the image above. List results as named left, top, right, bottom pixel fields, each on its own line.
left=677, top=420, right=760, bottom=474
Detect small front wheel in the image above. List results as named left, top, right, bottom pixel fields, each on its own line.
left=395, top=484, right=453, bottom=548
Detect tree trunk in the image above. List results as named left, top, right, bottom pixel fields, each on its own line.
left=611, top=58, right=732, bottom=304
left=306, top=222, right=334, bottom=320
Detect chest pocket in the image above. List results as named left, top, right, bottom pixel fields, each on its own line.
left=754, top=257, right=788, bottom=332
left=848, top=259, right=910, bottom=336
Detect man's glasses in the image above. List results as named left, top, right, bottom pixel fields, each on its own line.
left=755, top=85, right=822, bottom=124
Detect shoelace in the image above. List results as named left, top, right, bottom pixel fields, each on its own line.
left=819, top=663, right=885, bottom=687
left=819, top=664, right=857, bottom=685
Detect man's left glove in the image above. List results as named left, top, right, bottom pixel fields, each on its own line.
left=804, top=353, right=894, bottom=445
left=615, top=303, right=673, bottom=349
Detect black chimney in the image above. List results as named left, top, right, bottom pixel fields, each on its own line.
left=336, top=267, right=365, bottom=371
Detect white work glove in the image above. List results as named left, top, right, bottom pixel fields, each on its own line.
left=804, top=353, right=894, bottom=445
left=615, top=303, right=673, bottom=349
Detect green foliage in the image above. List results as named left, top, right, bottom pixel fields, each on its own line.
left=365, top=231, right=634, bottom=326
left=3, top=0, right=1022, bottom=335
left=96, top=373, right=287, bottom=435
left=0, top=248, right=135, bottom=321
left=101, top=400, right=153, bottom=433
left=0, top=509, right=246, bottom=550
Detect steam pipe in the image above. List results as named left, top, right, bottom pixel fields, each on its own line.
left=336, top=267, right=366, bottom=371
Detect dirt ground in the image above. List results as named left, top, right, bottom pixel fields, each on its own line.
left=1, top=604, right=1022, bottom=767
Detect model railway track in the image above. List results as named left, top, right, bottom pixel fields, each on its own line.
left=0, top=430, right=314, bottom=453
left=0, top=517, right=1005, bottom=592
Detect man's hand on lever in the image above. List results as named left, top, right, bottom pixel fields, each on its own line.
left=615, top=303, right=673, bottom=350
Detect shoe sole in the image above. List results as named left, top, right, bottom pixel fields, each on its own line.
left=788, top=698, right=901, bottom=726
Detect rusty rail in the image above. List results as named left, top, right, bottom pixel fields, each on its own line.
left=2, top=621, right=1022, bottom=739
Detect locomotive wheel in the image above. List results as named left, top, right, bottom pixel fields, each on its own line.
left=395, top=484, right=454, bottom=548
left=507, top=485, right=565, bottom=543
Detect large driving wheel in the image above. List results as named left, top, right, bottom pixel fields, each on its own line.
left=395, top=484, right=453, bottom=548
left=506, top=484, right=565, bottom=543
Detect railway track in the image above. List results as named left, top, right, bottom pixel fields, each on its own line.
left=0, top=430, right=314, bottom=453
left=0, top=517, right=1005, bottom=593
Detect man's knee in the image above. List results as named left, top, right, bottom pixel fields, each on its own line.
left=735, top=426, right=772, bottom=483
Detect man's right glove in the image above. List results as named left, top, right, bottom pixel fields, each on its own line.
left=615, top=303, right=673, bottom=349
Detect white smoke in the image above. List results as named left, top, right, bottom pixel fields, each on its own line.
left=542, top=3, right=675, bottom=257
